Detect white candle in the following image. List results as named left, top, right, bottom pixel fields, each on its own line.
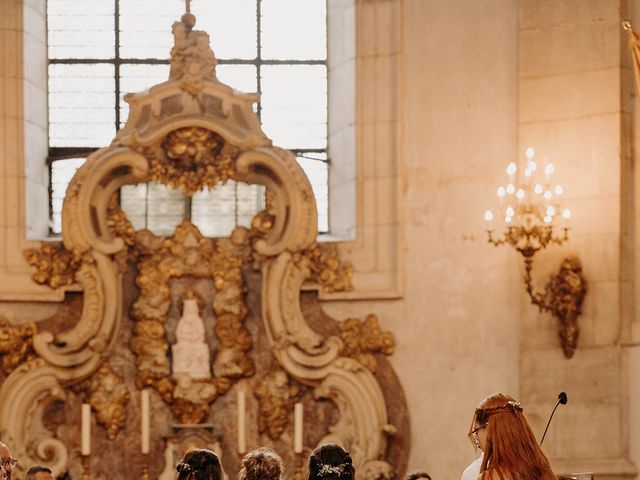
left=141, top=389, right=150, bottom=454
left=294, top=402, right=303, bottom=453
left=81, top=403, right=91, bottom=455
left=237, top=390, right=246, bottom=454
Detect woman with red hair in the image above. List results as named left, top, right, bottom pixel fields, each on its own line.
left=468, top=393, right=556, bottom=480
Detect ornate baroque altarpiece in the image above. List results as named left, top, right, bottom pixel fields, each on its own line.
left=0, top=12, right=409, bottom=480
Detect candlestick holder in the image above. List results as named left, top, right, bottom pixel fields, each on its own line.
left=294, top=451, right=304, bottom=480
left=140, top=453, right=150, bottom=480
left=81, top=454, right=91, bottom=480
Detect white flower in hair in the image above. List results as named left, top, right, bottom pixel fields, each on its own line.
left=319, top=464, right=345, bottom=477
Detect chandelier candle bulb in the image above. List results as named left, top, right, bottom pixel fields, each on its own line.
left=506, top=162, right=517, bottom=183
left=294, top=402, right=304, bottom=454
left=526, top=147, right=535, bottom=159
left=484, top=210, right=494, bottom=230
left=141, top=389, right=150, bottom=454
left=237, top=389, right=246, bottom=454
left=81, top=403, right=91, bottom=455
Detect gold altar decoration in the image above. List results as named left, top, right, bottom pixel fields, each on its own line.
left=149, top=127, right=239, bottom=195
left=0, top=318, right=37, bottom=375
left=338, top=315, right=394, bottom=374
left=303, top=243, right=353, bottom=293
left=86, top=363, right=131, bottom=440
left=129, top=221, right=254, bottom=424
left=23, top=243, right=83, bottom=289
left=0, top=9, right=406, bottom=479
left=68, top=363, right=131, bottom=442
left=484, top=147, right=587, bottom=358
left=254, top=366, right=302, bottom=440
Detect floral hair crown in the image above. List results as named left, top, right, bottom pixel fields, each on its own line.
left=477, top=400, right=523, bottom=417
left=318, top=464, right=345, bottom=477
left=177, top=462, right=193, bottom=474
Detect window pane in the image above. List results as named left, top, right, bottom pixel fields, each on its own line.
left=216, top=64, right=257, bottom=93
left=49, top=63, right=116, bottom=147
left=119, top=0, right=183, bottom=58
left=145, top=183, right=187, bottom=236
left=261, top=0, right=326, bottom=60
left=236, top=183, right=265, bottom=228
left=120, top=184, right=148, bottom=231
left=51, top=158, right=87, bottom=234
left=297, top=155, right=328, bottom=233
left=119, top=64, right=171, bottom=128
left=48, top=0, right=115, bottom=59
left=261, top=65, right=327, bottom=149
left=191, top=182, right=238, bottom=237
left=192, top=0, right=257, bottom=59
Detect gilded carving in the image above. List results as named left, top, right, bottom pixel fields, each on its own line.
left=528, top=256, right=588, bottom=358
left=338, top=315, right=394, bottom=373
left=0, top=318, right=37, bottom=375
left=145, top=127, right=238, bottom=195
left=23, top=243, right=82, bottom=289
left=303, top=242, right=353, bottom=293
left=88, top=363, right=131, bottom=440
left=254, top=366, right=301, bottom=440
left=125, top=221, right=254, bottom=424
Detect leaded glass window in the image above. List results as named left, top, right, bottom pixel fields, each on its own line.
left=47, top=0, right=328, bottom=236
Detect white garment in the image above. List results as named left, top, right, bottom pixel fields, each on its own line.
left=461, top=455, right=482, bottom=480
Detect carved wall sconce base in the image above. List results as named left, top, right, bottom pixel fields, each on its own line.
left=524, top=256, right=587, bottom=359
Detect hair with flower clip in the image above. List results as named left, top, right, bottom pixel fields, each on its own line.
left=176, top=449, right=224, bottom=480
left=468, top=393, right=555, bottom=480
left=307, top=444, right=354, bottom=480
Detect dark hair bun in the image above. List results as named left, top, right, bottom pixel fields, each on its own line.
left=308, top=444, right=354, bottom=480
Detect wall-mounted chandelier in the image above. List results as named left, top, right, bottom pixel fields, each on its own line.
left=483, top=148, right=587, bottom=359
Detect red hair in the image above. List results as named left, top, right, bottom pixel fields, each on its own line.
left=468, top=393, right=555, bottom=480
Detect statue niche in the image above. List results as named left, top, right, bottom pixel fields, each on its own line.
left=172, top=296, right=212, bottom=381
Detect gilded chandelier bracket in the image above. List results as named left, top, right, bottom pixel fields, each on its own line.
left=484, top=147, right=587, bottom=359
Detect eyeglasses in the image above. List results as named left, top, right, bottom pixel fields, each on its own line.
left=471, top=423, right=487, bottom=436
left=469, top=423, right=487, bottom=449
left=2, top=458, right=17, bottom=468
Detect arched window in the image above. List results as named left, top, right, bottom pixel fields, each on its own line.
left=47, top=0, right=330, bottom=237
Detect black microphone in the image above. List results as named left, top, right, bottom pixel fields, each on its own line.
left=540, top=392, right=568, bottom=445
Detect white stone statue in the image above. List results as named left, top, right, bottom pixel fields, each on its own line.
left=172, top=297, right=212, bottom=379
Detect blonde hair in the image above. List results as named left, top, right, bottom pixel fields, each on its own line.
left=469, top=393, right=556, bottom=480
left=238, top=448, right=283, bottom=480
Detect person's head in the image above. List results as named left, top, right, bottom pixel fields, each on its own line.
left=308, top=444, right=354, bottom=480
left=468, top=393, right=555, bottom=480
left=238, top=448, right=283, bottom=480
left=176, top=449, right=224, bottom=480
left=0, top=442, right=16, bottom=479
left=26, top=465, right=54, bottom=480
left=406, top=472, right=431, bottom=480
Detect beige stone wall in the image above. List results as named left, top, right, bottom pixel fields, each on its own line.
left=1, top=0, right=639, bottom=479
left=517, top=1, right=634, bottom=477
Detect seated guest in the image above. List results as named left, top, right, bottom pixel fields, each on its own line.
left=307, top=444, right=354, bottom=480
left=238, top=447, right=283, bottom=480
left=407, top=471, right=431, bottom=480
left=460, top=455, right=482, bottom=480
left=25, top=465, right=54, bottom=480
left=0, top=441, right=16, bottom=480
left=468, top=393, right=555, bottom=480
left=176, top=449, right=224, bottom=480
